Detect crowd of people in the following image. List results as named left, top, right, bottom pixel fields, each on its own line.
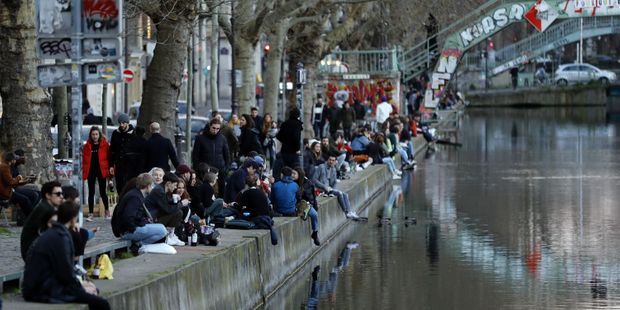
left=0, top=89, right=432, bottom=309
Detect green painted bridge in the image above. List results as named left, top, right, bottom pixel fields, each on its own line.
left=319, top=0, right=620, bottom=108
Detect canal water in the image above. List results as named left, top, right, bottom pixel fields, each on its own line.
left=268, top=107, right=620, bottom=309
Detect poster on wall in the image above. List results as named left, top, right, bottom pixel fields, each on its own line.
left=36, top=0, right=73, bottom=36
left=82, top=61, right=122, bottom=84
left=82, top=0, right=122, bottom=35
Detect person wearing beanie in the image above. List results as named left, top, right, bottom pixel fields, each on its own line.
left=110, top=112, right=135, bottom=193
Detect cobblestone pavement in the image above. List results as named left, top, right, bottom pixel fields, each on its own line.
left=0, top=216, right=118, bottom=277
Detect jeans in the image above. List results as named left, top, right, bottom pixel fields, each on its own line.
left=313, top=122, right=323, bottom=138
left=330, top=190, right=351, bottom=213
left=397, top=146, right=410, bottom=166
left=121, top=223, right=167, bottom=245
left=336, top=153, right=347, bottom=171
left=382, top=157, right=398, bottom=174
left=308, top=207, right=319, bottom=232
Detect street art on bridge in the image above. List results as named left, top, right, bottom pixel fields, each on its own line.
left=423, top=0, right=620, bottom=108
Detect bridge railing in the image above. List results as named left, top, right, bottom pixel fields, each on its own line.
left=461, top=15, right=620, bottom=73
left=317, top=49, right=400, bottom=75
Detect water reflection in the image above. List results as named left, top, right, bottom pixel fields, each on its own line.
left=273, top=108, right=620, bottom=309
left=305, top=242, right=360, bottom=309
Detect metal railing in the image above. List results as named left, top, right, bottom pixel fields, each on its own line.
left=317, top=49, right=400, bottom=75
left=461, top=15, right=620, bottom=74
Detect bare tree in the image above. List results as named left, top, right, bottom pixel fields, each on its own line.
left=285, top=1, right=374, bottom=137
left=0, top=0, right=54, bottom=180
left=127, top=0, right=198, bottom=140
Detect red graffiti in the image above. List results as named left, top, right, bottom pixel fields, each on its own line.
left=84, top=0, right=119, bottom=31
left=440, top=48, right=463, bottom=58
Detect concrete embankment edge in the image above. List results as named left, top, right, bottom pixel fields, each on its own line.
left=466, top=86, right=607, bottom=107
left=92, top=165, right=392, bottom=310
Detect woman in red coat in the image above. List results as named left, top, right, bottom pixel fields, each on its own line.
left=82, top=126, right=111, bottom=221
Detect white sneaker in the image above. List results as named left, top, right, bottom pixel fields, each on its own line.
left=355, top=165, right=363, bottom=172
left=392, top=174, right=401, bottom=180
left=396, top=170, right=402, bottom=176
left=166, top=233, right=185, bottom=246
left=346, top=211, right=359, bottom=219
left=86, top=214, right=94, bottom=222
left=362, top=162, right=371, bottom=169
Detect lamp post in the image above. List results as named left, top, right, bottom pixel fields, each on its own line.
left=296, top=62, right=306, bottom=165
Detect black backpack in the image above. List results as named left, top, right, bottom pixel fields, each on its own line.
left=111, top=199, right=126, bottom=238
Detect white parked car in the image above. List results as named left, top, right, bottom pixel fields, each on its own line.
left=554, top=63, right=616, bottom=86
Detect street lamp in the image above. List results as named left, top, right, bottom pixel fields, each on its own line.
left=296, top=62, right=306, bottom=165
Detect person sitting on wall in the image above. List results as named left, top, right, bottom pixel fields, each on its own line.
left=144, top=172, right=186, bottom=246
left=293, top=167, right=321, bottom=246
left=116, top=173, right=168, bottom=247
left=22, top=201, right=111, bottom=310
left=312, top=154, right=360, bottom=219
left=236, top=174, right=278, bottom=245
left=271, top=167, right=299, bottom=217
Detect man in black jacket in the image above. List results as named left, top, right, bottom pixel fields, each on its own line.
left=276, top=108, right=303, bottom=169
left=110, top=113, right=135, bottom=193
left=144, top=122, right=179, bottom=172
left=144, top=172, right=185, bottom=246
left=23, top=201, right=110, bottom=309
left=192, top=118, right=230, bottom=197
left=117, top=173, right=167, bottom=245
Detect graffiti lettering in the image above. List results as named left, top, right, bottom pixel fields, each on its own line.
left=39, top=38, right=72, bottom=58
left=460, top=4, right=525, bottom=47
left=83, top=0, right=119, bottom=32
left=425, top=49, right=463, bottom=108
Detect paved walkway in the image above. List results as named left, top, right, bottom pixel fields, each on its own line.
left=0, top=216, right=119, bottom=282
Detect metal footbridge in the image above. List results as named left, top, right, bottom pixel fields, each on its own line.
left=461, top=15, right=620, bottom=76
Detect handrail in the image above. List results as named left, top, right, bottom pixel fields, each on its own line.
left=462, top=15, right=620, bottom=74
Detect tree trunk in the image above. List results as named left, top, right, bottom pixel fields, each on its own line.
left=210, top=11, right=219, bottom=112
left=138, top=18, right=191, bottom=140
left=263, top=22, right=287, bottom=122
left=302, top=65, right=317, bottom=139
left=234, top=36, right=257, bottom=115
left=0, top=0, right=54, bottom=181
left=53, top=87, right=68, bottom=159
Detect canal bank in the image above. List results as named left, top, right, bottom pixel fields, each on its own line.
left=465, top=85, right=608, bottom=107
left=3, top=136, right=429, bottom=310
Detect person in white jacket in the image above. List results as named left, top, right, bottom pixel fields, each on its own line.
left=375, top=96, right=393, bottom=125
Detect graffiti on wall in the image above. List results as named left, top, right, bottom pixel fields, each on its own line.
left=459, top=4, right=525, bottom=48
left=38, top=38, right=72, bottom=59
left=83, top=0, right=120, bottom=33
left=425, top=49, right=462, bottom=108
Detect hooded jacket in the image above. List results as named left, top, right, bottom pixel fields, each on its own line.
left=271, top=176, right=299, bottom=215
left=22, top=223, right=84, bottom=303
left=277, top=109, right=303, bottom=154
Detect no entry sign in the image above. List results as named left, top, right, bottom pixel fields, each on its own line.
left=525, top=0, right=558, bottom=32
left=123, top=69, right=134, bottom=83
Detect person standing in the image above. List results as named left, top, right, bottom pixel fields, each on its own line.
left=312, top=96, right=325, bottom=138
left=353, top=99, right=367, bottom=128
left=260, top=113, right=277, bottom=170
left=192, top=118, right=230, bottom=197
left=338, top=102, right=356, bottom=141
left=277, top=108, right=303, bottom=169
left=239, top=114, right=263, bottom=156
left=109, top=113, right=135, bottom=195
left=376, top=96, right=393, bottom=126
left=144, top=122, right=179, bottom=172
left=250, top=107, right=263, bottom=131
left=82, top=126, right=111, bottom=221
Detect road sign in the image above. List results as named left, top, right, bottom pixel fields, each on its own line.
left=525, top=0, right=558, bottom=32
left=123, top=69, right=135, bottom=83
